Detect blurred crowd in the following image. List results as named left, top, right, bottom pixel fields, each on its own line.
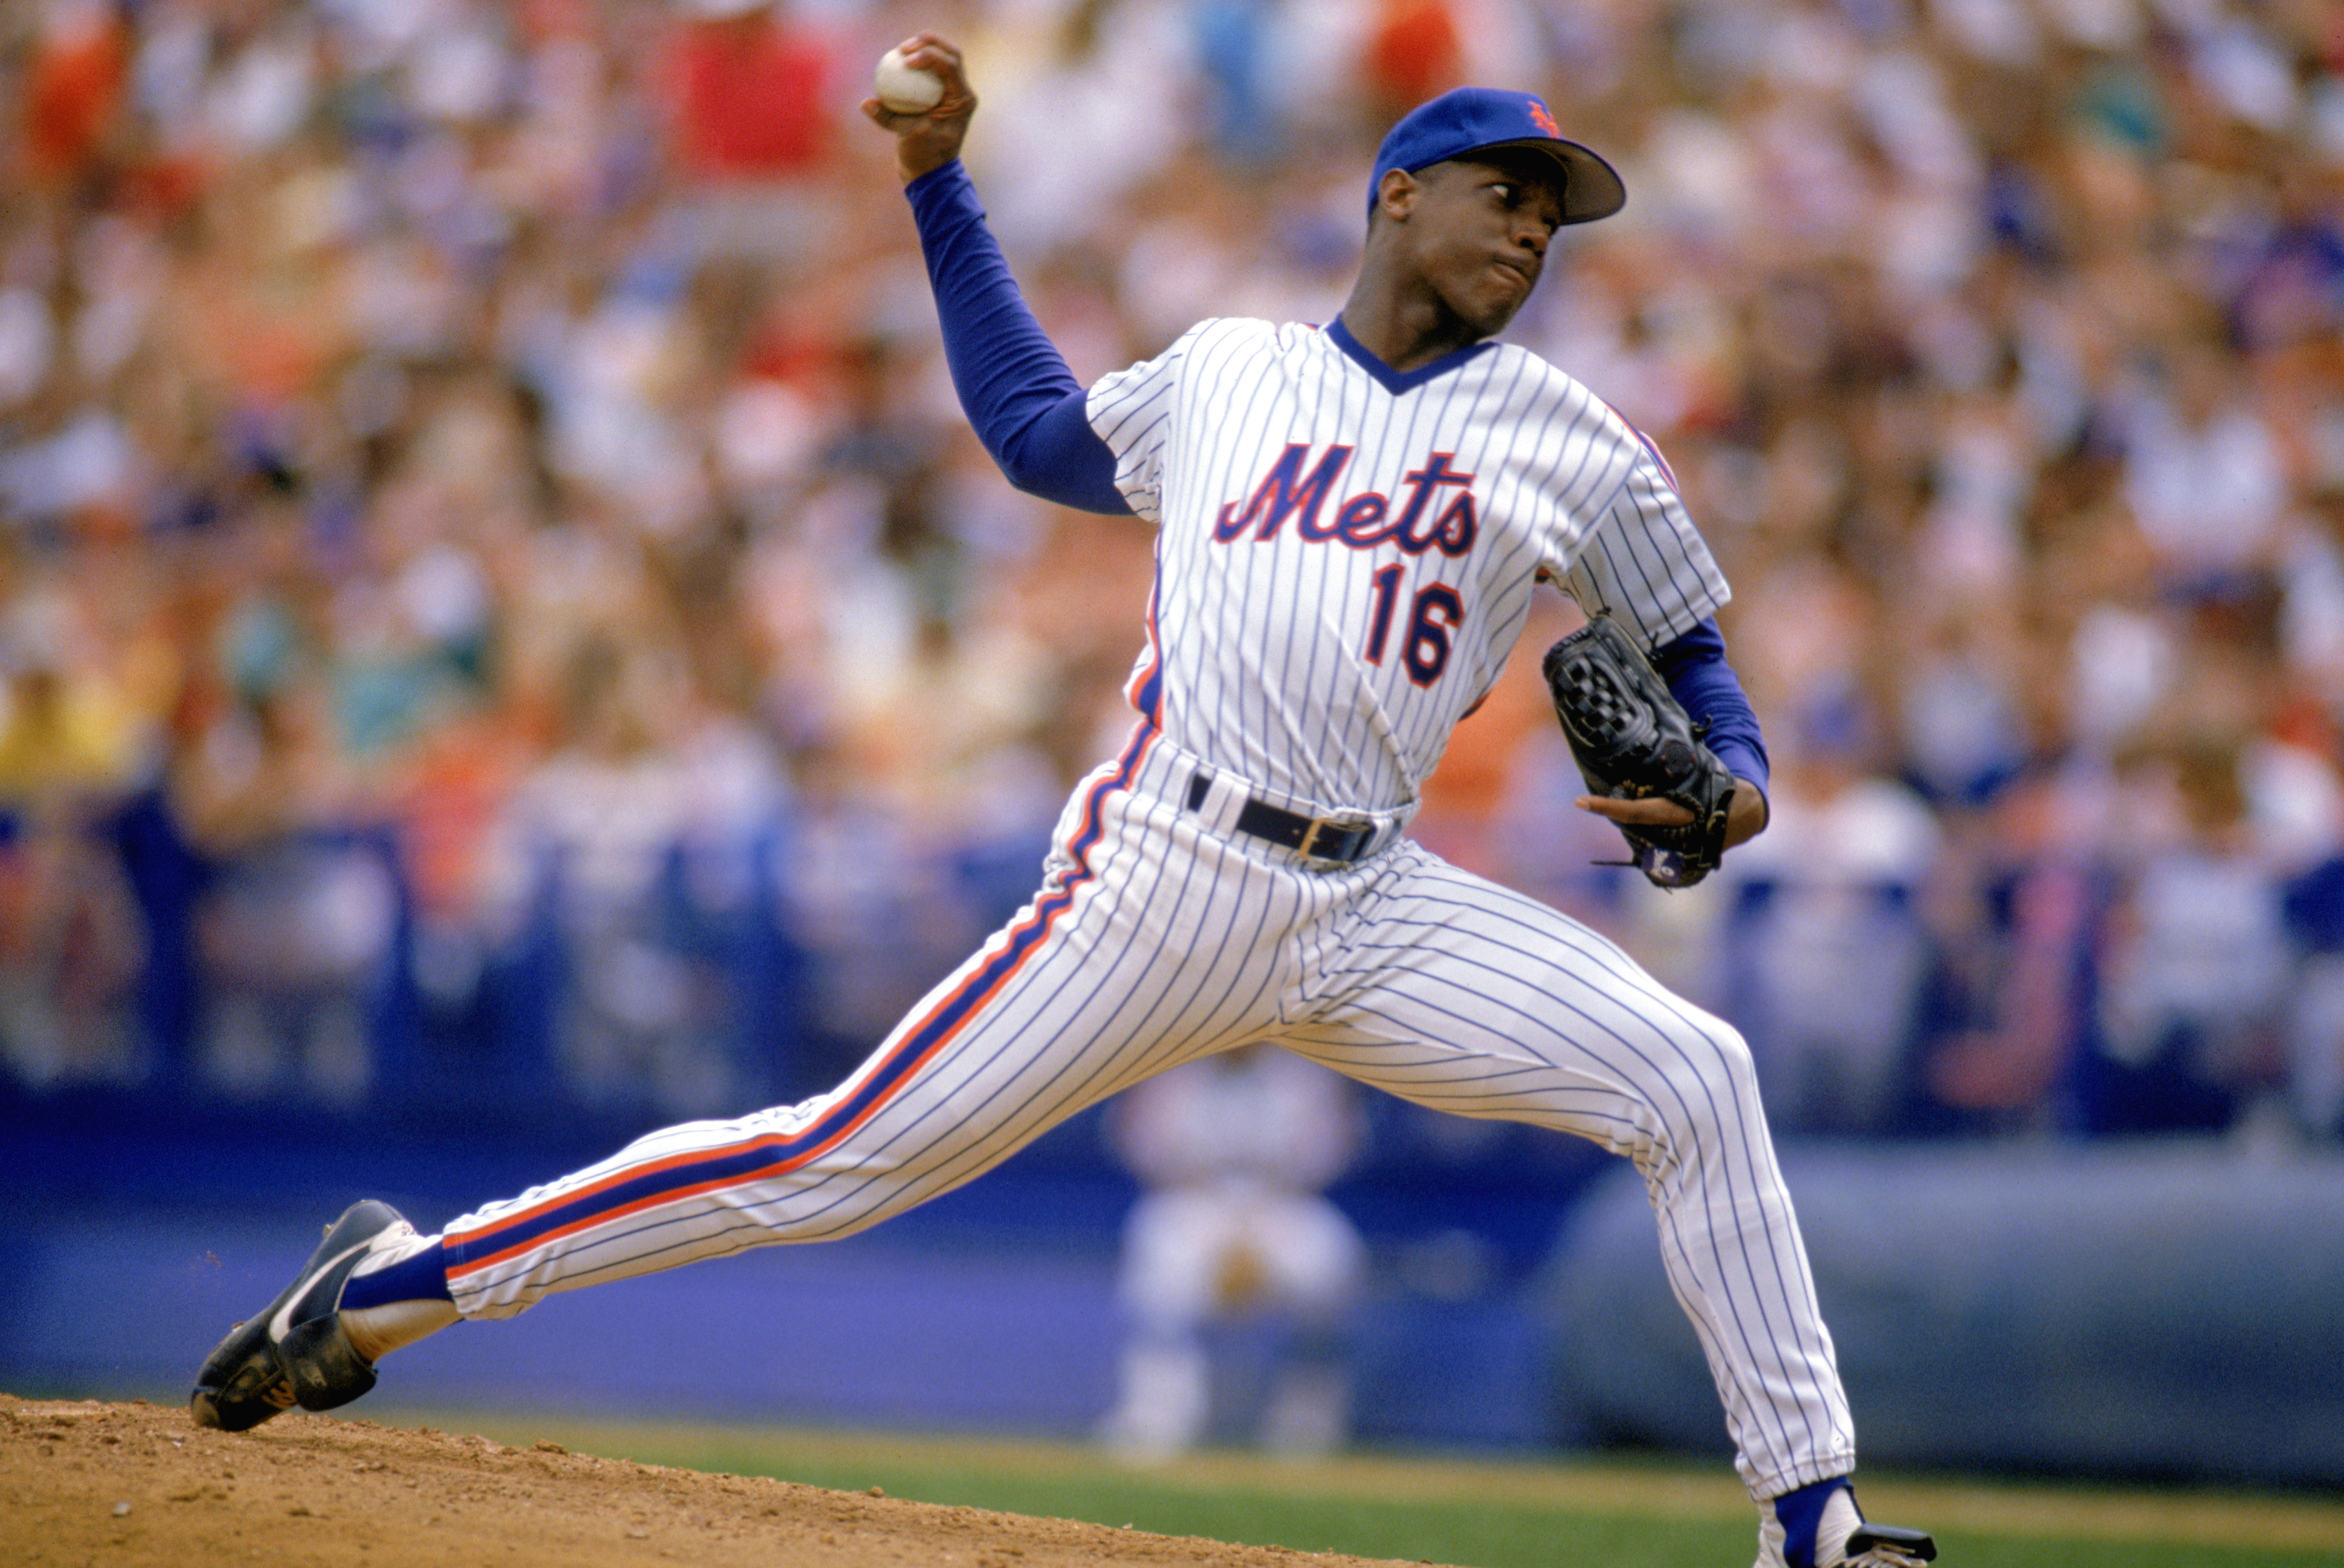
left=1, top=0, right=2341, bottom=1146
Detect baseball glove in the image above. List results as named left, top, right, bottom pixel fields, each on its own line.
left=1541, top=616, right=1737, bottom=889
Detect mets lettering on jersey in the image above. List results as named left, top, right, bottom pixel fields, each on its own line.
left=1087, top=316, right=1730, bottom=814
left=1212, top=446, right=1479, bottom=557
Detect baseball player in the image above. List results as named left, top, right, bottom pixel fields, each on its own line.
left=190, top=37, right=1936, bottom=1568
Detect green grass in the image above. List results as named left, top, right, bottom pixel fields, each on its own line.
left=407, top=1410, right=2344, bottom=1568
left=713, top=1459, right=1755, bottom=1567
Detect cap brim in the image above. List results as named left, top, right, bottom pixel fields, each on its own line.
left=1465, top=137, right=1627, bottom=225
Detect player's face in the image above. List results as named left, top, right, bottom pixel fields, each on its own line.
left=1405, top=152, right=1567, bottom=338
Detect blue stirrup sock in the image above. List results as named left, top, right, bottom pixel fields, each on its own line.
left=1774, top=1476, right=1854, bottom=1568
left=342, top=1236, right=453, bottom=1309
left=338, top=1235, right=458, bottom=1361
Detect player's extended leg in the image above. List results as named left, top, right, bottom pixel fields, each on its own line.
left=1279, top=842, right=1850, bottom=1496
left=1272, top=842, right=1931, bottom=1566
left=190, top=733, right=1324, bottom=1428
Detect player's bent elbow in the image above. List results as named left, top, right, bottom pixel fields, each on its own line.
left=990, top=393, right=1134, bottom=514
left=1001, top=464, right=1132, bottom=514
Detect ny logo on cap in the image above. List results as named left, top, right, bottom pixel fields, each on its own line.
left=1528, top=100, right=1560, bottom=137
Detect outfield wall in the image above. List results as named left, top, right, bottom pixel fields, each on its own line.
left=1542, top=1141, right=2344, bottom=1486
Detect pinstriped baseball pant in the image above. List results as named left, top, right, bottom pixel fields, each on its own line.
left=440, top=726, right=1856, bottom=1498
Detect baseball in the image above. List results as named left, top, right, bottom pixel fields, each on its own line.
left=874, top=47, right=944, bottom=114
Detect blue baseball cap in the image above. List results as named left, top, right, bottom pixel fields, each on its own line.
left=1368, top=87, right=1626, bottom=224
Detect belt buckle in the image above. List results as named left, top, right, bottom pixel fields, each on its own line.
left=1297, top=816, right=1371, bottom=862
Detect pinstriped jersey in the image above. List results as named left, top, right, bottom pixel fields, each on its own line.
left=1087, top=316, right=1731, bottom=815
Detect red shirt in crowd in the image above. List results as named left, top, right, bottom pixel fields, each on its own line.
left=661, top=14, right=832, bottom=180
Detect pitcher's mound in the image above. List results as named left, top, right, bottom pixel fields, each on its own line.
left=3, top=1393, right=1426, bottom=1568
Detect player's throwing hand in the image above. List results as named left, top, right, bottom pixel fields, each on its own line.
left=861, top=34, right=976, bottom=185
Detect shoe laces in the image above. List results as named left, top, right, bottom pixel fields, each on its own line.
left=1847, top=1547, right=1931, bottom=1568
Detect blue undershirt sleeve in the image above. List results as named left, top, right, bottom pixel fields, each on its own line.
left=904, top=160, right=1131, bottom=516
left=1652, top=618, right=1771, bottom=809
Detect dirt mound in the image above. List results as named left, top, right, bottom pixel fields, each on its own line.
left=2, top=1395, right=1421, bottom=1568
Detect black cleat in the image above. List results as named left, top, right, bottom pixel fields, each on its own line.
left=1843, top=1524, right=1937, bottom=1567
left=190, top=1201, right=415, bottom=1431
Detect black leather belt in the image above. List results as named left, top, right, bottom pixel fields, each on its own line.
left=1186, top=772, right=1377, bottom=864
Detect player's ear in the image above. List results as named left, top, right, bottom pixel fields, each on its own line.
left=1374, top=168, right=1420, bottom=223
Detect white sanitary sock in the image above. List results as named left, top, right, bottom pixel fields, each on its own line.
left=341, top=1298, right=459, bottom=1362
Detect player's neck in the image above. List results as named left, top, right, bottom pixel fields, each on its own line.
left=1336, top=287, right=1489, bottom=375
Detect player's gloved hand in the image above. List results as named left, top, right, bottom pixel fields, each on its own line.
left=862, top=33, right=978, bottom=184
left=1576, top=783, right=1767, bottom=874
left=1544, top=615, right=1758, bottom=889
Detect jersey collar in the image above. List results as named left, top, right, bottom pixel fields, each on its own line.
left=1323, top=316, right=1497, bottom=394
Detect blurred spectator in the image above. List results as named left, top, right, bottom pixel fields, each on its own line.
left=173, top=673, right=398, bottom=1108
left=2085, top=727, right=2296, bottom=1133
left=657, top=0, right=841, bottom=263
left=19, top=0, right=129, bottom=193
left=1189, top=0, right=1279, bottom=167
left=1717, top=691, right=1944, bottom=1135
left=0, top=581, right=152, bottom=1087
left=2118, top=336, right=2288, bottom=592
left=475, top=631, right=788, bottom=1116
left=1362, top=0, right=1462, bottom=129
left=662, top=0, right=830, bottom=180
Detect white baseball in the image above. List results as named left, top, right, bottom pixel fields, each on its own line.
left=874, top=47, right=944, bottom=114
